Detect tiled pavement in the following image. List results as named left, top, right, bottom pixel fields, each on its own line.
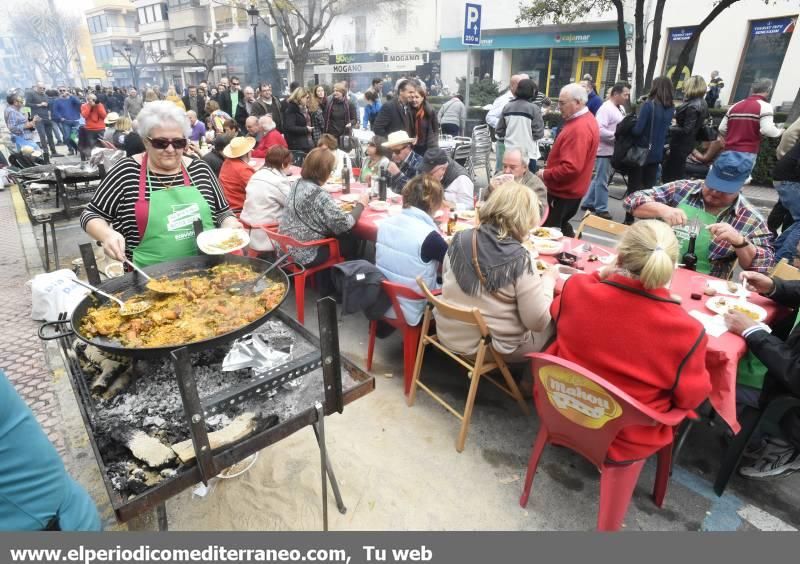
left=0, top=187, right=66, bottom=455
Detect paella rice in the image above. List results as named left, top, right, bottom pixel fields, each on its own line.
left=80, top=264, right=285, bottom=348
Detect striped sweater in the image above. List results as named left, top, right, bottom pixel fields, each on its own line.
left=80, top=157, right=234, bottom=261
left=718, top=94, right=784, bottom=153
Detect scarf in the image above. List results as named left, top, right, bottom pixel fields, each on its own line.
left=414, top=101, right=431, bottom=146
left=448, top=224, right=532, bottom=298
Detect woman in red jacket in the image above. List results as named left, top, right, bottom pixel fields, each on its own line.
left=79, top=94, right=107, bottom=158
left=547, top=220, right=711, bottom=462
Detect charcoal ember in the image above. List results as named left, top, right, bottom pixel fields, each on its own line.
left=258, top=321, right=295, bottom=353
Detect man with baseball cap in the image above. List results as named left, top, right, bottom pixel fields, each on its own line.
left=420, top=147, right=474, bottom=210
left=382, top=130, right=423, bottom=193
left=624, top=151, right=774, bottom=279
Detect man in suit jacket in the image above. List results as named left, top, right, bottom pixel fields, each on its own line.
left=373, top=78, right=417, bottom=138
left=250, top=83, right=284, bottom=133
left=218, top=76, right=248, bottom=132
left=182, top=85, right=208, bottom=122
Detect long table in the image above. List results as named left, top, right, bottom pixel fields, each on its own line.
left=536, top=238, right=784, bottom=434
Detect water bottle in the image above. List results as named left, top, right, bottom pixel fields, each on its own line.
left=378, top=175, right=387, bottom=202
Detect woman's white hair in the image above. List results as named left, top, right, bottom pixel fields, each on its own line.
left=136, top=101, right=191, bottom=138
left=561, top=83, right=588, bottom=105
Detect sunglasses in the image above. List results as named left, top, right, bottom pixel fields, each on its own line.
left=390, top=148, right=406, bottom=154
left=147, top=137, right=188, bottom=150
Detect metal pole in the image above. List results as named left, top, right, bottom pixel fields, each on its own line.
left=464, top=47, right=471, bottom=109
left=252, top=25, right=261, bottom=82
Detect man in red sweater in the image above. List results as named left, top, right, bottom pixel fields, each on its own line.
left=251, top=114, right=288, bottom=158
left=537, top=83, right=599, bottom=237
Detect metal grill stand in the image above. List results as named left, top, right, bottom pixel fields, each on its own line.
left=43, top=246, right=374, bottom=531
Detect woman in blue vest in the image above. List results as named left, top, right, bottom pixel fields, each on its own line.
left=376, top=175, right=448, bottom=325
left=0, top=370, right=101, bottom=530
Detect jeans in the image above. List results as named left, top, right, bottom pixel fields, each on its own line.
left=441, top=123, right=460, bottom=136
left=34, top=118, right=57, bottom=153
left=774, top=181, right=800, bottom=260
left=528, top=159, right=538, bottom=173
left=59, top=121, right=79, bottom=153
left=582, top=156, right=613, bottom=213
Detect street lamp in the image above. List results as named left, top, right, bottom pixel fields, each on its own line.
left=246, top=2, right=261, bottom=82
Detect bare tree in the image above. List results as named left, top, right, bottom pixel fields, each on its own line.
left=643, top=0, right=666, bottom=92
left=9, top=4, right=82, bottom=85
left=186, top=32, right=229, bottom=84
left=214, top=0, right=394, bottom=83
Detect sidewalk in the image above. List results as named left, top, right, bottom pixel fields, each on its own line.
left=0, top=187, right=65, bottom=455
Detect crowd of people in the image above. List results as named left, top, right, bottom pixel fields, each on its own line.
left=2, top=66, right=799, bottom=530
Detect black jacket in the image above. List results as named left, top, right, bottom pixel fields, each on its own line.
left=250, top=97, right=284, bottom=133
left=323, top=97, right=357, bottom=139
left=182, top=95, right=208, bottom=122
left=373, top=100, right=413, bottom=138
left=218, top=90, right=248, bottom=130
left=283, top=101, right=313, bottom=152
left=411, top=102, right=440, bottom=155
left=746, top=278, right=800, bottom=396
left=669, top=97, right=708, bottom=154
left=202, top=150, right=225, bottom=178
left=773, top=141, right=800, bottom=182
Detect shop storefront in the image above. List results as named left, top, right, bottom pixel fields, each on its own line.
left=731, top=16, right=796, bottom=102
left=313, top=52, right=441, bottom=93
left=439, top=23, right=622, bottom=98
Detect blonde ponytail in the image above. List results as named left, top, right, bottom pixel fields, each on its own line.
left=617, top=220, right=679, bottom=289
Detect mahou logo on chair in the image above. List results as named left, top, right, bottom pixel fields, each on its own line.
left=539, top=367, right=622, bottom=429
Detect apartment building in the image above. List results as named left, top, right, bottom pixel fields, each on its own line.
left=85, top=0, right=141, bottom=88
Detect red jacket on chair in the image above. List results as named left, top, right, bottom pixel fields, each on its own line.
left=546, top=272, right=711, bottom=462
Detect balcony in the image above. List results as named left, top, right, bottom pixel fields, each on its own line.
left=169, top=7, right=209, bottom=29
left=93, top=27, right=140, bottom=40
left=139, top=20, right=171, bottom=35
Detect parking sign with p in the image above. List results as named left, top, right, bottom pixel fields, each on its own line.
left=462, top=3, right=482, bottom=46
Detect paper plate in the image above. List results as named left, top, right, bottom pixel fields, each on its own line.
left=705, top=296, right=767, bottom=322
left=369, top=200, right=391, bottom=212
left=530, top=227, right=563, bottom=240
left=197, top=228, right=250, bottom=255
left=532, top=239, right=563, bottom=256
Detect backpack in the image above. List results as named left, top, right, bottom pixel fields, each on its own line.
left=330, top=260, right=391, bottom=320
left=610, top=113, right=640, bottom=172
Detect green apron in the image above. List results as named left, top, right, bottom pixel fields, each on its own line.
left=674, top=194, right=715, bottom=275
left=132, top=154, right=214, bottom=267
left=738, top=309, right=800, bottom=390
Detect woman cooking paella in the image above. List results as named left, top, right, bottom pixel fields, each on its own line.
left=81, top=101, right=243, bottom=267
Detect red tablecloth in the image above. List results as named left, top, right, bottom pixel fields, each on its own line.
left=537, top=238, right=784, bottom=433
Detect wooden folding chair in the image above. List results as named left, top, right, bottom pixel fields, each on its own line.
left=408, top=277, right=530, bottom=452
left=575, top=210, right=629, bottom=240
left=771, top=258, right=800, bottom=281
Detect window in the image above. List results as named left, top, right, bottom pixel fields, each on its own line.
left=732, top=16, right=797, bottom=103
left=174, top=27, right=202, bottom=47
left=661, top=27, right=699, bottom=96
left=87, top=15, right=108, bottom=34
left=144, top=39, right=171, bottom=55
left=137, top=3, right=167, bottom=25
left=355, top=16, right=366, bottom=52
left=214, top=6, right=234, bottom=29
left=548, top=48, right=579, bottom=99
left=169, top=0, right=199, bottom=9
left=93, top=45, right=113, bottom=63
left=512, top=49, right=550, bottom=94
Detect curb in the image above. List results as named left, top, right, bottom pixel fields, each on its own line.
left=9, top=185, right=46, bottom=276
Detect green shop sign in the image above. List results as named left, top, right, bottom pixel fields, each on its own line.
left=439, top=28, right=619, bottom=50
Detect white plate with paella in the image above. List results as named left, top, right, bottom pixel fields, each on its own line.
left=705, top=296, right=767, bottom=322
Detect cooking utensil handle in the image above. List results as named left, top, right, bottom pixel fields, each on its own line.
left=70, top=278, right=126, bottom=308
left=253, top=252, right=292, bottom=284
left=37, top=320, right=75, bottom=340
left=122, top=258, right=153, bottom=281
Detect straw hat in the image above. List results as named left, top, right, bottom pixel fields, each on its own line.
left=104, top=112, right=120, bottom=126
left=381, top=130, right=416, bottom=148
left=222, top=136, right=256, bottom=159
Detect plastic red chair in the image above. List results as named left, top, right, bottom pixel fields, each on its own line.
left=238, top=219, right=278, bottom=258
left=520, top=353, right=691, bottom=531
left=366, top=280, right=433, bottom=395
left=261, top=227, right=343, bottom=325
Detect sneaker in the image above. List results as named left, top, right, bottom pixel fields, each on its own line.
left=739, top=446, right=800, bottom=479
left=580, top=205, right=595, bottom=212
left=595, top=211, right=614, bottom=221
left=742, top=436, right=791, bottom=461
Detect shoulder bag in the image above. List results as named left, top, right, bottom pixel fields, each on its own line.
left=621, top=102, right=654, bottom=168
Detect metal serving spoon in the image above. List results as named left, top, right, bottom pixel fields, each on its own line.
left=228, top=253, right=291, bottom=294
left=121, top=258, right=182, bottom=295
left=71, top=278, right=151, bottom=317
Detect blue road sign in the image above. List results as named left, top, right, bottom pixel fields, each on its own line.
left=462, top=3, right=482, bottom=46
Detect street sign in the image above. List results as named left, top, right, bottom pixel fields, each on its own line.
left=106, top=70, right=113, bottom=77
left=462, top=3, right=482, bottom=46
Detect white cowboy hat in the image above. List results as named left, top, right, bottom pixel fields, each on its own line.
left=381, top=130, right=417, bottom=148
left=222, top=136, right=257, bottom=159
left=104, top=112, right=120, bottom=126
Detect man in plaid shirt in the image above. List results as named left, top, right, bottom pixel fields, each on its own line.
left=624, top=152, right=774, bottom=279
left=383, top=131, right=423, bottom=193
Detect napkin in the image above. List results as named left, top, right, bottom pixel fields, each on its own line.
left=689, top=310, right=728, bottom=338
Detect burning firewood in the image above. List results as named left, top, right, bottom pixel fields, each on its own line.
left=73, top=342, right=131, bottom=394
left=108, top=427, right=176, bottom=468
left=172, top=412, right=257, bottom=463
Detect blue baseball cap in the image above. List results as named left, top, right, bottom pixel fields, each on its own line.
left=705, top=151, right=754, bottom=193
